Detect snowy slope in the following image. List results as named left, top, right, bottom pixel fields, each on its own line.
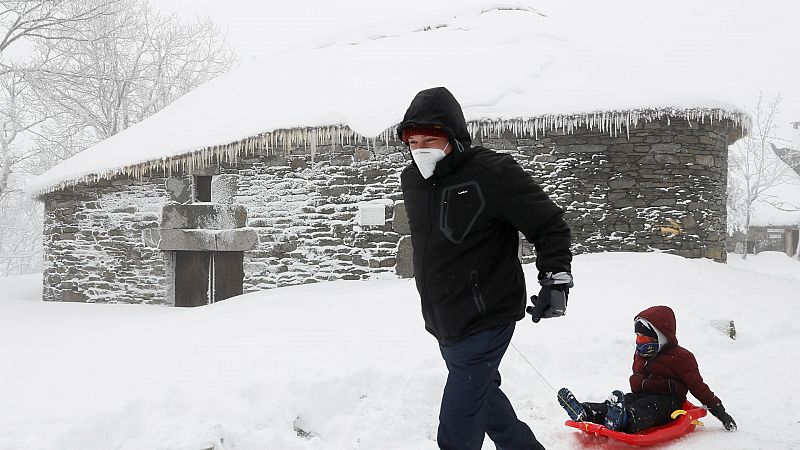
left=26, top=2, right=767, bottom=196
left=1, top=252, right=799, bottom=449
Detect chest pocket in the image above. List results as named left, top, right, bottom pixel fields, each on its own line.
left=439, top=181, right=486, bottom=244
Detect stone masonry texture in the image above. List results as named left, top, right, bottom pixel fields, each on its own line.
left=40, top=116, right=738, bottom=303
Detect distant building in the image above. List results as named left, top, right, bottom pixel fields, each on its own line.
left=729, top=226, right=799, bottom=257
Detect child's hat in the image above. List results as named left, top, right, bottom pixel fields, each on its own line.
left=635, top=318, right=657, bottom=338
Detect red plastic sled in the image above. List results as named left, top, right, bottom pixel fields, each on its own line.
left=565, top=401, right=707, bottom=446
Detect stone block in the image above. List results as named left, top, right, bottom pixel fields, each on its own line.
left=331, top=155, right=353, bottom=166
left=654, top=154, right=679, bottom=164
left=703, top=246, right=724, bottom=261
left=215, top=228, right=260, bottom=251
left=609, top=143, right=635, bottom=153
left=380, top=257, right=396, bottom=268
left=143, top=228, right=259, bottom=251
left=395, top=236, right=414, bottom=278
left=675, top=135, right=699, bottom=144
left=699, top=135, right=717, bottom=145
left=637, top=155, right=656, bottom=165
left=652, top=143, right=682, bottom=154
left=608, top=178, right=636, bottom=189
left=290, top=158, right=308, bottom=169
left=354, top=148, right=371, bottom=161
left=264, top=156, right=289, bottom=167
left=608, top=192, right=628, bottom=201
left=694, top=155, right=715, bottom=166
left=563, top=144, right=607, bottom=154
left=320, top=186, right=350, bottom=197
left=212, top=174, right=239, bottom=204
left=533, top=154, right=558, bottom=163
left=652, top=198, right=676, bottom=206
left=188, top=164, right=219, bottom=176
left=392, top=201, right=410, bottom=235
left=60, top=289, right=89, bottom=302
left=160, top=204, right=247, bottom=229
left=165, top=177, right=192, bottom=203
left=681, top=214, right=697, bottom=228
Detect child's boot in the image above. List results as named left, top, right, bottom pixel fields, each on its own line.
left=604, top=390, right=629, bottom=431
left=558, top=387, right=587, bottom=421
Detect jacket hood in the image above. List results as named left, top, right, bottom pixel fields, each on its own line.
left=397, top=87, right=472, bottom=147
left=635, top=305, right=678, bottom=349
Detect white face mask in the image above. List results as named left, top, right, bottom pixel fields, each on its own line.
left=412, top=143, right=449, bottom=179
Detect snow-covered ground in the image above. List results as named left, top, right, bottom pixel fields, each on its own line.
left=1, top=251, right=798, bottom=449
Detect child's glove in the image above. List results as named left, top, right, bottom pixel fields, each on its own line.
left=708, top=403, right=737, bottom=431
left=527, top=272, right=573, bottom=323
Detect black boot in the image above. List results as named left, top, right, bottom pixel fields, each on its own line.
left=604, top=390, right=629, bottom=431
left=558, top=387, right=587, bottom=421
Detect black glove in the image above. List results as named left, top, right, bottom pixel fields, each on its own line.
left=708, top=403, right=737, bottom=431
left=527, top=272, right=573, bottom=323
left=527, top=285, right=569, bottom=323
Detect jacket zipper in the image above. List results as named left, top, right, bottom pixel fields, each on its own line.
left=423, top=180, right=441, bottom=336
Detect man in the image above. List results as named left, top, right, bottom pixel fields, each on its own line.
left=398, top=87, right=573, bottom=450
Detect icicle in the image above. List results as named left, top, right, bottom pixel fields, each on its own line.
left=310, top=128, right=317, bottom=164
left=625, top=113, right=630, bottom=140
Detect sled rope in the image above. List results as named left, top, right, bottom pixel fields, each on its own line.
left=510, top=342, right=584, bottom=419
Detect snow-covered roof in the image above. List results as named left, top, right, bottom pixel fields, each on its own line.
left=27, top=5, right=751, bottom=195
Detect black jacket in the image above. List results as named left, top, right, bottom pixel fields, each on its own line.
left=399, top=87, right=572, bottom=344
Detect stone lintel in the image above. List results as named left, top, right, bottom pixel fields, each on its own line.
left=188, top=164, right=219, bottom=176
left=142, top=228, right=259, bottom=251
left=160, top=204, right=247, bottom=229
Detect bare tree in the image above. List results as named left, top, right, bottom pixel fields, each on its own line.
left=28, top=0, right=234, bottom=150
left=0, top=183, right=42, bottom=275
left=0, top=0, right=121, bottom=71
left=1, top=1, right=123, bottom=196
left=728, top=93, right=800, bottom=259
left=0, top=0, right=235, bottom=275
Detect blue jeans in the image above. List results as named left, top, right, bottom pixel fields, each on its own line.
left=437, top=323, right=544, bottom=450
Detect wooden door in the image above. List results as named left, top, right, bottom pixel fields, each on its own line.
left=174, top=251, right=210, bottom=307
left=213, top=252, right=244, bottom=301
left=173, top=251, right=243, bottom=306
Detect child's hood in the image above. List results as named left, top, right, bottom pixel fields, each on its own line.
left=635, top=305, right=678, bottom=349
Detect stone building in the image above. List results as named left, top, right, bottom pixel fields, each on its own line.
left=34, top=110, right=746, bottom=305
left=28, top=7, right=751, bottom=305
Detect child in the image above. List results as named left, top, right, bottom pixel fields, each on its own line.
left=558, top=305, right=737, bottom=433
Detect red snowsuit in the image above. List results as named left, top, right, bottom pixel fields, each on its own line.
left=630, top=305, right=721, bottom=407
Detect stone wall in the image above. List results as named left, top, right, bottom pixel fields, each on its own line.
left=223, top=145, right=408, bottom=290
left=40, top=116, right=738, bottom=303
left=482, top=117, right=732, bottom=262
left=42, top=178, right=170, bottom=303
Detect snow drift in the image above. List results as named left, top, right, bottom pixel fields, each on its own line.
left=1, top=251, right=798, bottom=449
